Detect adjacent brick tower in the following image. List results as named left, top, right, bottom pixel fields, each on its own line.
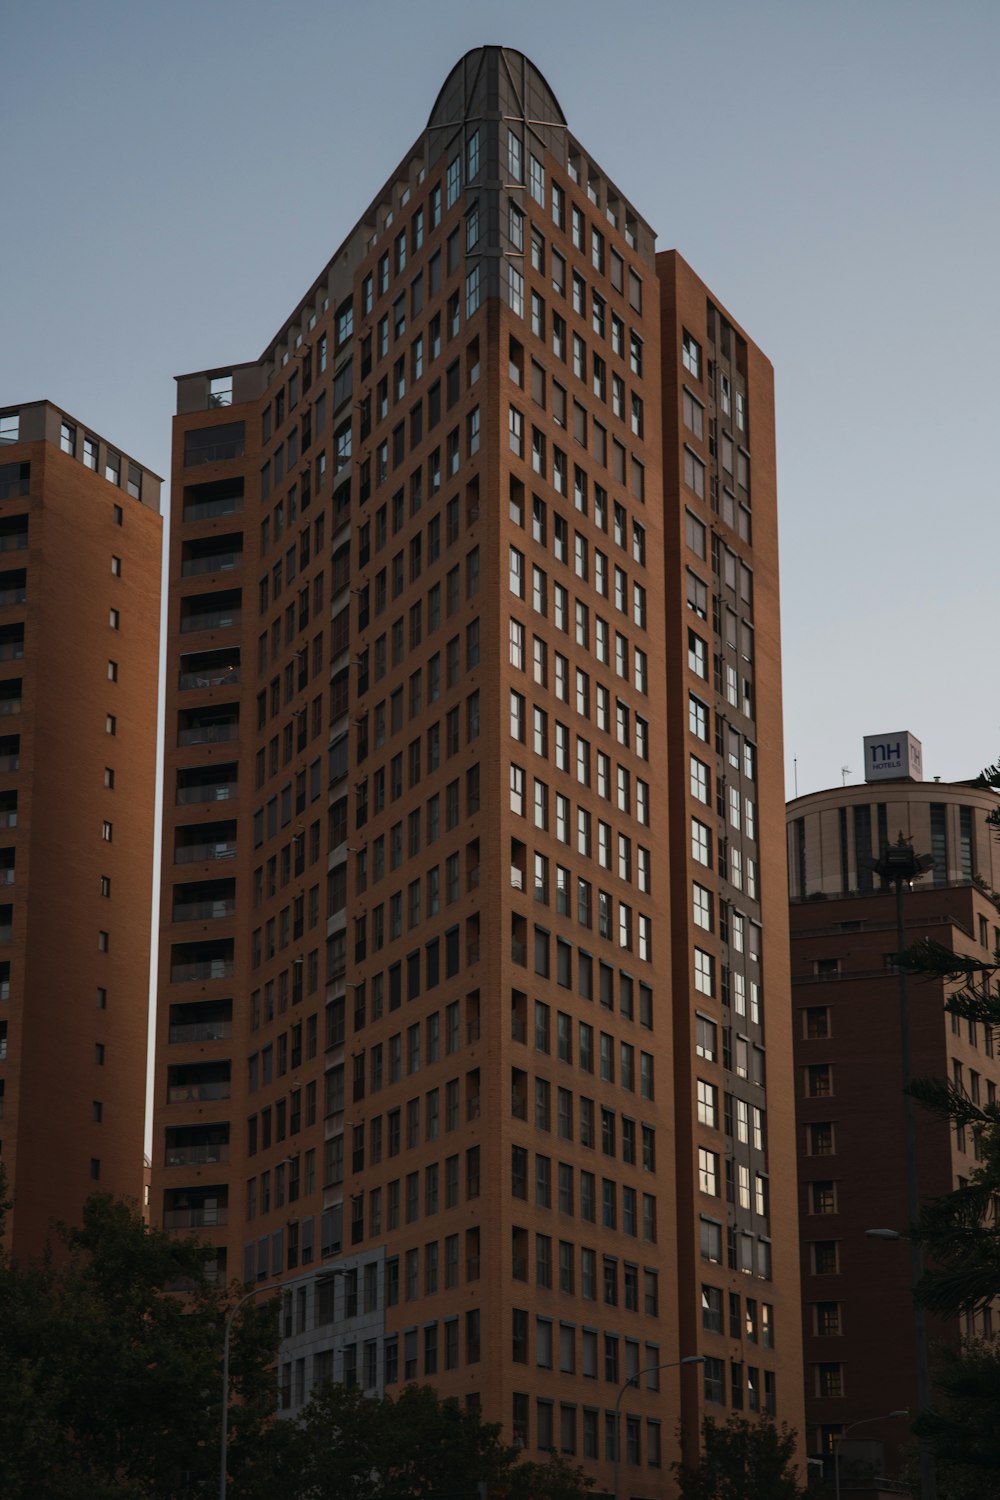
left=0, top=400, right=161, bottom=1259
left=788, top=759, right=1000, bottom=1482
left=153, top=47, right=802, bottom=1492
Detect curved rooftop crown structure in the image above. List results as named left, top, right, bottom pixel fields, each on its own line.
left=428, top=45, right=566, bottom=133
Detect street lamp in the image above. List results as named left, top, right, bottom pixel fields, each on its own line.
left=612, top=1354, right=705, bottom=1500
left=833, top=1410, right=908, bottom=1500
left=862, top=833, right=936, bottom=1500
left=219, top=1267, right=342, bottom=1499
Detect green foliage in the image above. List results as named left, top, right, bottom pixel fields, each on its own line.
left=293, top=1382, right=593, bottom=1499
left=894, top=764, right=1000, bottom=1495
left=910, top=1339, right=1000, bottom=1499
left=672, top=1416, right=805, bottom=1500
left=0, top=1191, right=286, bottom=1499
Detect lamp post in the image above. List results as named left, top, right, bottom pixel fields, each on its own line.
left=612, top=1354, right=705, bottom=1500
left=219, top=1267, right=341, bottom=1500
left=833, top=1410, right=908, bottom=1500
left=865, top=834, right=936, bottom=1500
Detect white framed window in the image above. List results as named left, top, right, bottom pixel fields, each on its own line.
left=693, top=884, right=712, bottom=931
left=682, top=330, right=701, bottom=378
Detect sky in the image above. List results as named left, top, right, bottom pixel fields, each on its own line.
left=3, top=0, right=999, bottom=800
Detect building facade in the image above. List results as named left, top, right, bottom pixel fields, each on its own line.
left=0, top=400, right=161, bottom=1259
left=788, top=764, right=1000, bottom=1477
left=152, top=47, right=802, bottom=1492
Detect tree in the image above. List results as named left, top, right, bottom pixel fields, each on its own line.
left=898, top=938, right=1000, bottom=1316
left=292, top=1381, right=593, bottom=1499
left=0, top=1187, right=288, bottom=1498
left=892, top=756, right=1000, bottom=1493
left=672, top=1416, right=806, bottom=1500
left=907, top=1339, right=1000, bottom=1499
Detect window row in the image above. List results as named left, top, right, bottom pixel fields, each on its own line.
left=511, top=1145, right=657, bottom=1241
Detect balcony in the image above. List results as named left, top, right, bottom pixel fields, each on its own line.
left=166, top=1079, right=230, bottom=1103
left=172, top=897, right=235, bottom=922
left=0, top=754, right=18, bottom=773
left=181, top=548, right=242, bottom=578
left=170, top=957, right=234, bottom=983
left=0, top=642, right=24, bottom=662
left=175, top=771, right=237, bottom=805
left=0, top=534, right=27, bottom=554
left=183, top=421, right=245, bottom=468
left=163, top=1205, right=229, bottom=1229
left=177, top=719, right=238, bottom=747
left=164, top=1143, right=230, bottom=1167
left=180, top=658, right=241, bottom=688
left=168, top=1018, right=233, bottom=1043
left=182, top=488, right=243, bottom=523
left=175, top=839, right=236, bottom=864
left=180, top=608, right=240, bottom=635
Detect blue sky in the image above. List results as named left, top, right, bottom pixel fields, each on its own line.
left=4, top=0, right=999, bottom=797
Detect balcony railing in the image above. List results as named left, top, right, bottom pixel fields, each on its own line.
left=0, top=755, right=18, bottom=772
left=164, top=1143, right=230, bottom=1167
left=172, top=899, right=235, bottom=922
left=0, top=644, right=24, bottom=662
left=0, top=536, right=28, bottom=553
left=0, top=588, right=26, bottom=606
left=177, top=722, right=238, bottom=746
left=183, top=496, right=242, bottom=522
left=166, top=1080, right=231, bottom=1102
left=179, top=665, right=240, bottom=690
left=176, top=782, right=236, bottom=805
left=0, top=812, right=15, bottom=828
left=170, top=959, right=234, bottom=983
left=181, top=552, right=242, bottom=578
left=168, top=1020, right=233, bottom=1043
left=175, top=840, right=236, bottom=864
left=162, top=1206, right=229, bottom=1229
left=0, top=700, right=22, bottom=716
left=180, top=610, right=240, bottom=634
left=0, top=869, right=14, bottom=886
left=185, top=440, right=244, bottom=466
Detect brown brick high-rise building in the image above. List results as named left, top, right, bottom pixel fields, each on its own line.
left=0, top=400, right=161, bottom=1259
left=153, top=47, right=802, bottom=1492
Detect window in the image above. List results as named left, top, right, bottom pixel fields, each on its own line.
left=684, top=448, right=705, bottom=498
left=806, top=1064, right=833, bottom=1098
left=694, top=950, right=714, bottom=999
left=688, top=694, right=709, bottom=742
left=682, top=331, right=701, bottom=378
left=810, top=1181, right=838, bottom=1215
